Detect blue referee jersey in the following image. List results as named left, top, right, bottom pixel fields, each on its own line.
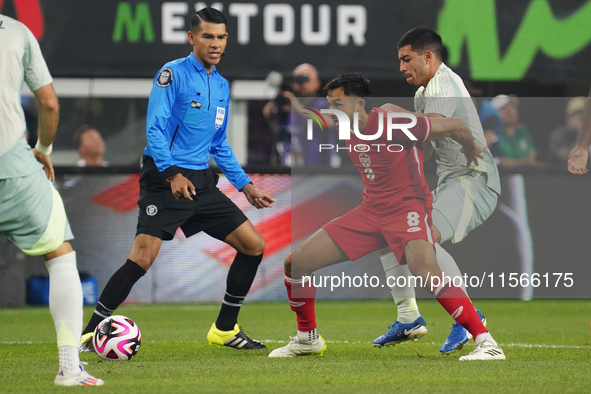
left=144, top=52, right=251, bottom=191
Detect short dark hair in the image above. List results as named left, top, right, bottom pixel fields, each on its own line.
left=191, top=7, right=227, bottom=32
left=398, top=26, right=443, bottom=59
left=324, top=73, right=372, bottom=111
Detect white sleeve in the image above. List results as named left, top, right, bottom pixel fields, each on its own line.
left=423, top=78, right=457, bottom=118
left=22, top=23, right=52, bottom=92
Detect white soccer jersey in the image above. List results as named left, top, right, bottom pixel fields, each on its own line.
left=414, top=63, right=501, bottom=194
left=0, top=14, right=52, bottom=158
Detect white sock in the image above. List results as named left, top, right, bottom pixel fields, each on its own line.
left=297, top=328, right=318, bottom=343
left=474, top=332, right=496, bottom=346
left=46, top=252, right=83, bottom=349
left=59, top=346, right=81, bottom=375
left=435, top=244, right=469, bottom=294
left=380, top=252, right=420, bottom=324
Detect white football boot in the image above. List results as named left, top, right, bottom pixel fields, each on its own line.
left=54, top=363, right=104, bottom=386
left=459, top=332, right=506, bottom=361
left=269, top=332, right=327, bottom=357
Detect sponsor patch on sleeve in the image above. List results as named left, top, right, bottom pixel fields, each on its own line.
left=156, top=68, right=173, bottom=87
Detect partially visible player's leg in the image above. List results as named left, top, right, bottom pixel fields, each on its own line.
left=379, top=248, right=421, bottom=323
left=373, top=247, right=426, bottom=347
left=435, top=241, right=487, bottom=354
left=0, top=169, right=103, bottom=385
left=270, top=205, right=384, bottom=358
left=432, top=175, right=497, bottom=353
left=80, top=234, right=157, bottom=345
left=404, top=239, right=504, bottom=360
left=268, top=228, right=349, bottom=357
left=44, top=244, right=104, bottom=386
left=82, top=161, right=177, bottom=345
left=206, top=219, right=267, bottom=349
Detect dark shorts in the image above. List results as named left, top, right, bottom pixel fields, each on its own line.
left=136, top=156, right=248, bottom=241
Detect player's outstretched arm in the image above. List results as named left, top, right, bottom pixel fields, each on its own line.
left=381, top=103, right=444, bottom=119
left=568, top=89, right=591, bottom=174
left=429, top=117, right=485, bottom=166
left=381, top=103, right=437, bottom=161
left=242, top=184, right=275, bottom=209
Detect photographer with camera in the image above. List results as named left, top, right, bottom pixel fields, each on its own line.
left=263, top=63, right=340, bottom=167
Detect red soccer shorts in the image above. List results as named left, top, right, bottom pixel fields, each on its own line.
left=322, top=199, right=434, bottom=262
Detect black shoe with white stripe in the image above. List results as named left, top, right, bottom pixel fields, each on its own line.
left=79, top=332, right=95, bottom=353
left=224, top=331, right=267, bottom=350
left=207, top=323, right=267, bottom=350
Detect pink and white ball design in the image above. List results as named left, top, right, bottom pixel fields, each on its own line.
left=92, top=315, right=141, bottom=360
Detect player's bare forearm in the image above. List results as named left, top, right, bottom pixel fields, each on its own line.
left=381, top=103, right=411, bottom=113
left=381, top=103, right=445, bottom=119
left=428, top=117, right=470, bottom=143
left=430, top=117, right=483, bottom=165
left=33, top=84, right=59, bottom=146
left=242, top=183, right=275, bottom=209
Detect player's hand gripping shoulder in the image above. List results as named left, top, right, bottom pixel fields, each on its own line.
left=170, top=174, right=196, bottom=201
left=32, top=148, right=55, bottom=182
left=460, top=140, right=486, bottom=167
left=242, top=184, right=276, bottom=209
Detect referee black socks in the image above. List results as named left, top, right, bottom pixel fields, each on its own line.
left=215, top=253, right=263, bottom=331
left=82, top=259, right=146, bottom=335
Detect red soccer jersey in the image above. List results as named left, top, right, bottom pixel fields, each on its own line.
left=347, top=108, right=433, bottom=208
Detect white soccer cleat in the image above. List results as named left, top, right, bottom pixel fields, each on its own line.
left=268, top=335, right=327, bottom=357
left=54, top=364, right=104, bottom=386
left=459, top=333, right=506, bottom=361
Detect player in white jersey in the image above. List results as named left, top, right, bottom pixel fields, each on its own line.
left=372, top=27, right=502, bottom=358
left=0, top=15, right=103, bottom=386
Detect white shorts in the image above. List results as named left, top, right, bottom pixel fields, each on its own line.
left=432, top=172, right=499, bottom=244
left=0, top=168, right=73, bottom=255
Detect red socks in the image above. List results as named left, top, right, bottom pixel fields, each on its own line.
left=285, top=276, right=317, bottom=331
left=432, top=278, right=488, bottom=339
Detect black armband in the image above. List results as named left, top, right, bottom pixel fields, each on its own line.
left=164, top=165, right=181, bottom=180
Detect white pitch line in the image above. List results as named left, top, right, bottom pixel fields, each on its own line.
left=2, top=340, right=588, bottom=349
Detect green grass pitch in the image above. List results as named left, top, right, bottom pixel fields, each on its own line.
left=1, top=299, right=590, bottom=393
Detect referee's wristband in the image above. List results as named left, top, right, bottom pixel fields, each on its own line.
left=163, top=165, right=181, bottom=180
left=35, top=140, right=53, bottom=155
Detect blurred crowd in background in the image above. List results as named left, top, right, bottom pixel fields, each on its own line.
left=21, top=80, right=588, bottom=172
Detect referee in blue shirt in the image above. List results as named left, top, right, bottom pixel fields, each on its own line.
left=80, top=7, right=275, bottom=350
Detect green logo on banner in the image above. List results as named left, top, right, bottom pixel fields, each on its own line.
left=113, top=2, right=155, bottom=43
left=438, top=0, right=591, bottom=80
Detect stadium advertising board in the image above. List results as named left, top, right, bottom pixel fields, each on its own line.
left=5, top=0, right=591, bottom=80
left=8, top=172, right=587, bottom=303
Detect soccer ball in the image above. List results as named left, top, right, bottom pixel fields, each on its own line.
left=92, top=315, right=141, bottom=360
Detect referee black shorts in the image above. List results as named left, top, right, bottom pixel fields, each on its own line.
left=136, top=156, right=248, bottom=241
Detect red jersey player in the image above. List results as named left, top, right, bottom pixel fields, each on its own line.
left=269, top=73, right=505, bottom=361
